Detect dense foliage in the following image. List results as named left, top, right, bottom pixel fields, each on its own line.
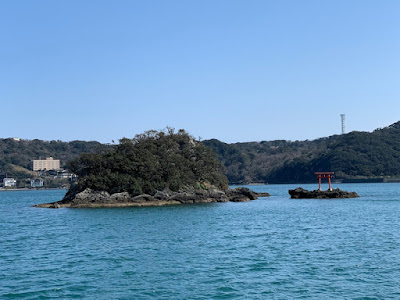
left=204, top=121, right=400, bottom=183
left=2, top=121, right=400, bottom=186
left=67, top=129, right=228, bottom=196
left=0, top=138, right=108, bottom=179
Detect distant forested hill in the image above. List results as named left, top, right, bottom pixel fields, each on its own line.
left=2, top=121, right=400, bottom=184
left=203, top=121, right=400, bottom=184
left=0, top=138, right=110, bottom=178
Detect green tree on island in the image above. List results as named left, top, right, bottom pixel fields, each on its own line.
left=66, top=128, right=229, bottom=197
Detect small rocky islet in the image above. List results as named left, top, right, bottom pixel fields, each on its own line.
left=289, top=187, right=359, bottom=199
left=34, top=187, right=271, bottom=208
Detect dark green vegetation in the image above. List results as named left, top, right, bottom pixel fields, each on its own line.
left=0, top=138, right=108, bottom=187
left=2, top=121, right=400, bottom=186
left=66, top=129, right=228, bottom=197
left=203, top=121, right=400, bottom=184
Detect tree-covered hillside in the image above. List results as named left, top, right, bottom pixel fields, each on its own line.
left=2, top=121, right=400, bottom=185
left=204, top=121, right=400, bottom=184
left=0, top=138, right=109, bottom=179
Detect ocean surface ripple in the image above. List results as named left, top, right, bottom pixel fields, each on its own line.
left=1, top=183, right=400, bottom=299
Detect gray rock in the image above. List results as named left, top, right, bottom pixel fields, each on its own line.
left=35, top=186, right=270, bottom=208
left=226, top=187, right=259, bottom=201
left=170, top=191, right=198, bottom=203
left=154, top=189, right=173, bottom=200
left=289, top=187, right=359, bottom=199
left=73, top=188, right=111, bottom=203
left=110, top=192, right=131, bottom=202
left=132, top=194, right=155, bottom=202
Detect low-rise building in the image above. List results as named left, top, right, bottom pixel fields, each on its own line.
left=31, top=179, right=44, bottom=187
left=33, top=157, right=60, bottom=171
left=57, top=171, right=74, bottom=179
left=3, top=178, right=17, bottom=187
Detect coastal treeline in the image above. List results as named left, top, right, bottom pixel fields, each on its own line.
left=0, top=138, right=108, bottom=180
left=67, top=129, right=228, bottom=196
left=203, top=121, right=400, bottom=183
left=2, top=121, right=400, bottom=185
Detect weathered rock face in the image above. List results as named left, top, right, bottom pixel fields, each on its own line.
left=289, top=187, right=359, bottom=199
left=34, top=187, right=270, bottom=208
left=169, top=188, right=228, bottom=204
left=74, top=189, right=111, bottom=202
left=110, top=192, right=131, bottom=202
left=226, top=187, right=258, bottom=202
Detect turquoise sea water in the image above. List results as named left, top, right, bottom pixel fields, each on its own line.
left=1, top=183, right=400, bottom=299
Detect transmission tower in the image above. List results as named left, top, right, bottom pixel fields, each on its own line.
left=340, top=114, right=345, bottom=134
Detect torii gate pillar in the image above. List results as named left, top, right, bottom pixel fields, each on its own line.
left=315, top=172, right=334, bottom=191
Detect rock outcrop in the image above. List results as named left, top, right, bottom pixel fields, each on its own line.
left=226, top=187, right=258, bottom=202
left=289, top=187, right=359, bottom=199
left=34, top=187, right=270, bottom=208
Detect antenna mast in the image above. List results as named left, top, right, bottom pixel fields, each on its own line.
left=340, top=114, right=345, bottom=134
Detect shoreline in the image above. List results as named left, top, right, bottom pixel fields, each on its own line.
left=35, top=200, right=183, bottom=208
left=34, top=187, right=270, bottom=209
left=3, top=181, right=399, bottom=193
left=0, top=188, right=67, bottom=192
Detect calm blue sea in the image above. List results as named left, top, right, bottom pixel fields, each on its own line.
left=1, top=183, right=400, bottom=299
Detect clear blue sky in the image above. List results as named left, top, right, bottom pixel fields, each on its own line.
left=1, top=0, right=399, bottom=143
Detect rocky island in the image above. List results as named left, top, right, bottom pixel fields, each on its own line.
left=35, top=129, right=269, bottom=208
left=289, top=187, right=359, bottom=199
left=35, top=186, right=270, bottom=208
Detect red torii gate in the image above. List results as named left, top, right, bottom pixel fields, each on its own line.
left=315, top=172, right=334, bottom=191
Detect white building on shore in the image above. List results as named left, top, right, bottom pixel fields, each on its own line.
left=33, top=157, right=60, bottom=171
left=31, top=179, right=44, bottom=187
left=3, top=178, right=17, bottom=187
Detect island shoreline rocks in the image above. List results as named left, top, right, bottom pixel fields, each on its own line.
left=289, top=187, right=359, bottom=199
left=34, top=187, right=271, bottom=208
